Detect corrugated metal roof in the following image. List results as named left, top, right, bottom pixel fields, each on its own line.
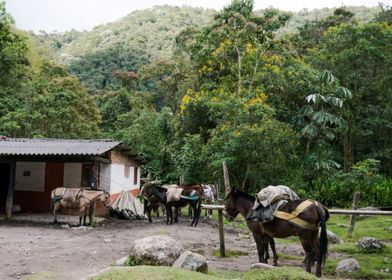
left=0, top=138, right=122, bottom=156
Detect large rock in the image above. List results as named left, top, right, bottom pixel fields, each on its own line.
left=327, top=229, right=343, bottom=244
left=129, top=235, right=184, bottom=266
left=172, top=251, right=208, bottom=273
left=357, top=237, right=383, bottom=252
left=336, top=258, right=360, bottom=273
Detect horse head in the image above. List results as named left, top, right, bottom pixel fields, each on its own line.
left=100, top=190, right=110, bottom=207
left=223, top=191, right=240, bottom=222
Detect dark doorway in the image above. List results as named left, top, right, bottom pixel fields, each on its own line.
left=0, top=163, right=11, bottom=212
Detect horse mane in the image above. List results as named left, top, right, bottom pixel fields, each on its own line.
left=234, top=190, right=255, bottom=202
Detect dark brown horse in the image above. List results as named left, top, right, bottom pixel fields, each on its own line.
left=223, top=191, right=278, bottom=265
left=146, top=185, right=202, bottom=226
left=224, top=190, right=329, bottom=277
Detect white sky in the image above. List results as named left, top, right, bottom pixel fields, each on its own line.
left=5, top=0, right=392, bottom=33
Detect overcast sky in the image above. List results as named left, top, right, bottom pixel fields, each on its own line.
left=5, top=0, right=392, bottom=33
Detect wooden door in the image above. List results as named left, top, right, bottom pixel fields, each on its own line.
left=44, top=163, right=64, bottom=210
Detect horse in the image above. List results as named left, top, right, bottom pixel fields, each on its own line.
left=139, top=181, right=167, bottom=223
left=224, top=190, right=329, bottom=277
left=147, top=185, right=202, bottom=226
left=51, top=188, right=110, bottom=226
left=223, top=190, right=278, bottom=266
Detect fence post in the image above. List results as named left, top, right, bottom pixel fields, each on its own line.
left=218, top=209, right=226, bottom=257
left=347, top=191, right=360, bottom=238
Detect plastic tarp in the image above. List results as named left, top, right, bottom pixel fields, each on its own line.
left=110, top=191, right=146, bottom=219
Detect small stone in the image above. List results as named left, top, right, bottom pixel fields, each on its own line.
left=357, top=237, right=383, bottom=252
left=336, top=258, right=360, bottom=273
left=327, top=229, right=343, bottom=244
left=115, top=256, right=128, bottom=266
left=61, top=224, right=70, bottom=229
left=251, top=263, right=277, bottom=269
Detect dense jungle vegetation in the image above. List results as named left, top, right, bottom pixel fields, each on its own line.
left=1, top=1, right=392, bottom=207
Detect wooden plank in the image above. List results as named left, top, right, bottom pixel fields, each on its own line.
left=218, top=209, right=225, bottom=257
left=329, top=209, right=392, bottom=215
left=202, top=204, right=224, bottom=210
left=5, top=162, right=15, bottom=219
left=201, top=205, right=392, bottom=216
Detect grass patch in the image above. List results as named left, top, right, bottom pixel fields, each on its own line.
left=91, top=266, right=222, bottom=280
left=243, top=266, right=317, bottom=280
left=208, top=268, right=244, bottom=279
left=213, top=249, right=249, bottom=258
left=324, top=237, right=392, bottom=279
left=327, top=215, right=392, bottom=241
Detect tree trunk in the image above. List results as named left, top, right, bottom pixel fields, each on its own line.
left=343, top=116, right=353, bottom=172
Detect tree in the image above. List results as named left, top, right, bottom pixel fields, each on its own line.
left=0, top=2, right=29, bottom=134
left=308, top=22, right=392, bottom=173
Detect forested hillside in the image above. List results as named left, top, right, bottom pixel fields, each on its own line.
left=1, top=1, right=392, bottom=207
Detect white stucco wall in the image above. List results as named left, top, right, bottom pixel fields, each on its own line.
left=15, top=162, right=46, bottom=192
left=109, top=164, right=140, bottom=194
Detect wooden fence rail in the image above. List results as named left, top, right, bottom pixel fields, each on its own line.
left=201, top=204, right=392, bottom=257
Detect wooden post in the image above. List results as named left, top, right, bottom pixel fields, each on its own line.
left=218, top=209, right=226, bottom=257
left=347, top=191, right=360, bottom=238
left=222, top=161, right=230, bottom=196
left=179, top=175, right=185, bottom=186
left=5, top=162, right=16, bottom=219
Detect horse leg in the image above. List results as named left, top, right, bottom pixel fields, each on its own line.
left=165, top=205, right=170, bottom=225
left=193, top=199, right=201, bottom=227
left=53, top=203, right=60, bottom=224
left=269, top=237, right=278, bottom=266
left=174, top=207, right=179, bottom=223
left=188, top=205, right=193, bottom=221
left=263, top=236, right=270, bottom=263
left=311, top=230, right=322, bottom=277
left=255, top=241, right=266, bottom=263
left=299, top=233, right=315, bottom=274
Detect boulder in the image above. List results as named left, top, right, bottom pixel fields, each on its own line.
left=336, top=258, right=360, bottom=273
left=251, top=263, right=277, bottom=270
left=172, top=251, right=208, bottom=273
left=357, top=237, right=383, bottom=252
left=129, top=235, right=184, bottom=266
left=327, top=229, right=343, bottom=244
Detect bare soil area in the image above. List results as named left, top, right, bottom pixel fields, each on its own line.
left=0, top=213, right=327, bottom=280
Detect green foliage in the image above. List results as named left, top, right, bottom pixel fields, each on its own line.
left=243, top=267, right=317, bottom=280
left=0, top=2, right=29, bottom=126
left=91, top=266, right=221, bottom=280
left=309, top=159, right=392, bottom=207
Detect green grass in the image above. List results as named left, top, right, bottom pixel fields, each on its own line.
left=91, top=266, right=225, bottom=280
left=243, top=267, right=317, bottom=280
left=326, top=214, right=392, bottom=241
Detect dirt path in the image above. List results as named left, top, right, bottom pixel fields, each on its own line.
left=0, top=213, right=322, bottom=280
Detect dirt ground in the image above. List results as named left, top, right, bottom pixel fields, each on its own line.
left=0, top=212, right=327, bottom=280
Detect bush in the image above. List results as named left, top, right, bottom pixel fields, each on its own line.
left=308, top=159, right=392, bottom=207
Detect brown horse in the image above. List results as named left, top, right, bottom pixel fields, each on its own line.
left=223, top=190, right=278, bottom=265
left=51, top=188, right=110, bottom=226
left=224, top=190, right=329, bottom=277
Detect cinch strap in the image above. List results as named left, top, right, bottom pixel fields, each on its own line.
left=274, top=200, right=318, bottom=230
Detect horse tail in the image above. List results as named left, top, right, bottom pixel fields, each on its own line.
left=316, top=203, right=328, bottom=266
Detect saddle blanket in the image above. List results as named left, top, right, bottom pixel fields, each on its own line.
left=253, top=185, right=299, bottom=210
left=252, top=199, right=288, bottom=223
left=166, top=187, right=183, bottom=202
left=52, top=187, right=82, bottom=206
